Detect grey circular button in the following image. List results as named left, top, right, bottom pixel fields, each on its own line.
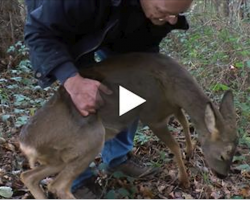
left=35, top=72, right=42, bottom=78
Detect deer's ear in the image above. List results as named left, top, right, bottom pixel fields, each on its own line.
left=219, top=90, right=236, bottom=123
left=205, top=103, right=219, bottom=140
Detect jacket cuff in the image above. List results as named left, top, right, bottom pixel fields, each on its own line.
left=51, top=62, right=78, bottom=85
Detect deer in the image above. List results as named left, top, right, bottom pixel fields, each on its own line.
left=19, top=53, right=238, bottom=199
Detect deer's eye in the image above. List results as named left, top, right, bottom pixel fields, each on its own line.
left=220, top=155, right=225, bottom=161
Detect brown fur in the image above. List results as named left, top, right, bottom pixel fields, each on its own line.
left=19, top=53, right=238, bottom=199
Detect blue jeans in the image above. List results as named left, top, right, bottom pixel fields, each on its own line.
left=72, top=49, right=138, bottom=191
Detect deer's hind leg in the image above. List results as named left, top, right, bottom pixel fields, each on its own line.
left=48, top=143, right=104, bottom=199
left=149, top=121, right=189, bottom=188
left=48, top=123, right=105, bottom=199
left=21, top=165, right=64, bottom=199
left=175, top=109, right=194, bottom=159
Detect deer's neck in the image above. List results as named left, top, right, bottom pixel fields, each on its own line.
left=174, top=84, right=210, bottom=132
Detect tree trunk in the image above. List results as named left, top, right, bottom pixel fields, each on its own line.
left=0, top=0, right=24, bottom=58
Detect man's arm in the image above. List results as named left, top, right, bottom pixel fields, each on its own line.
left=25, top=0, right=112, bottom=116
left=25, top=0, right=95, bottom=85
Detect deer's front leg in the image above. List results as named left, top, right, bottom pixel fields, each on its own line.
left=149, top=122, right=190, bottom=188
left=175, top=109, right=194, bottom=159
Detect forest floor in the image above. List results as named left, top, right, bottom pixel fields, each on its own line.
left=0, top=57, right=250, bottom=199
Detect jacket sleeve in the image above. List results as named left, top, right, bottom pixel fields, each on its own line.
left=24, top=0, right=96, bottom=87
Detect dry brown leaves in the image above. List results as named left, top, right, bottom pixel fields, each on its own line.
left=0, top=58, right=249, bottom=199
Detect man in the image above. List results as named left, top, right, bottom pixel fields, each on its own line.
left=25, top=0, right=193, bottom=198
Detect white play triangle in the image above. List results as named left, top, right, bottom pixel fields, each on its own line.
left=119, top=86, right=146, bottom=116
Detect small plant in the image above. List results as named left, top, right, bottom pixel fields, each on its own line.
left=134, top=125, right=159, bottom=145
left=1, top=41, right=55, bottom=135
left=134, top=127, right=152, bottom=145
left=7, top=41, right=29, bottom=56
left=104, top=171, right=137, bottom=199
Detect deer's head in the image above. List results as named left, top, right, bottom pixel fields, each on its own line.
left=199, top=91, right=238, bottom=178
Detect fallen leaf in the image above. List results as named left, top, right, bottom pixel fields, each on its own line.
left=139, top=185, right=154, bottom=198
left=0, top=169, right=5, bottom=177
left=211, top=190, right=223, bottom=199
left=0, top=186, right=13, bottom=198
left=182, top=192, right=194, bottom=199
left=0, top=137, right=6, bottom=144
left=239, top=187, right=250, bottom=198
left=168, top=170, right=177, bottom=180
left=157, top=185, right=166, bottom=193
left=242, top=171, right=250, bottom=179
left=40, top=177, right=53, bottom=186
left=169, top=191, right=175, bottom=198
left=3, top=143, right=16, bottom=152
left=174, top=191, right=182, bottom=198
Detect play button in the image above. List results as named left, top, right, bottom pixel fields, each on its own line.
left=119, top=86, right=146, bottom=116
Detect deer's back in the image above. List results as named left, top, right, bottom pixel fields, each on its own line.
left=80, top=53, right=207, bottom=126
left=19, top=53, right=207, bottom=157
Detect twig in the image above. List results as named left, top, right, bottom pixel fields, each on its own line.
left=9, top=11, right=15, bottom=43
left=191, top=19, right=215, bottom=32
left=158, top=193, right=168, bottom=199
left=198, top=186, right=204, bottom=199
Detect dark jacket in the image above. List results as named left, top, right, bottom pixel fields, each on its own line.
left=25, top=0, right=189, bottom=87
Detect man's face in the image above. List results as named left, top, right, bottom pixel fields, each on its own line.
left=140, top=0, right=193, bottom=26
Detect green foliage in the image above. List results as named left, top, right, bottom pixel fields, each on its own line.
left=0, top=87, right=9, bottom=105
left=15, top=115, right=29, bottom=127
left=0, top=187, right=13, bottom=198
left=7, top=41, right=29, bottom=56
left=1, top=115, right=11, bottom=121
left=202, top=172, right=211, bottom=185
left=105, top=188, right=133, bottom=199
left=134, top=126, right=151, bottom=145
left=211, top=83, right=229, bottom=92
left=106, top=190, right=116, bottom=199
left=235, top=62, right=244, bottom=68
left=1, top=41, right=56, bottom=134
left=240, top=133, right=250, bottom=148
left=236, top=164, right=250, bottom=172
left=233, top=155, right=246, bottom=162
left=117, top=188, right=130, bottom=197
left=98, top=163, right=108, bottom=171
left=232, top=196, right=245, bottom=199
left=112, top=171, right=126, bottom=179
left=103, top=171, right=137, bottom=199
left=134, top=125, right=158, bottom=145
left=160, top=10, right=250, bottom=149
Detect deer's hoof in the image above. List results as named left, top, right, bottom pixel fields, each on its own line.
left=179, top=175, right=190, bottom=188
left=185, top=141, right=196, bottom=160
left=185, top=149, right=193, bottom=160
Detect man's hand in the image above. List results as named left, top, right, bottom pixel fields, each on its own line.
left=63, top=73, right=112, bottom=116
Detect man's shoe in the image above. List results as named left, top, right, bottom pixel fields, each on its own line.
left=108, top=153, right=159, bottom=178
left=73, top=177, right=102, bottom=199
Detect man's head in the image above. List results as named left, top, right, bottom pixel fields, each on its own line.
left=140, top=0, right=193, bottom=25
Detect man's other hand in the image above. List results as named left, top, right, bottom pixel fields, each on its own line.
left=63, top=73, right=112, bottom=116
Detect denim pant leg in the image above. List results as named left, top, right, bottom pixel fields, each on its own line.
left=102, top=120, right=138, bottom=167
left=96, top=48, right=137, bottom=166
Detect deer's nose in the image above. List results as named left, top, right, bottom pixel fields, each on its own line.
left=212, top=170, right=227, bottom=179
